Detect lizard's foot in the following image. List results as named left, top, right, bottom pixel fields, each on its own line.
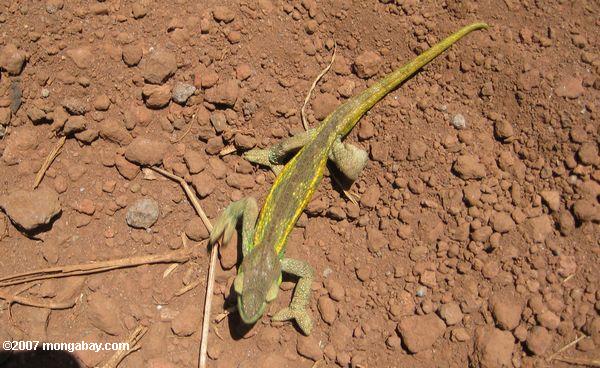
left=329, top=139, right=368, bottom=183
left=272, top=306, right=313, bottom=335
left=209, top=198, right=258, bottom=256
left=243, top=148, right=273, bottom=168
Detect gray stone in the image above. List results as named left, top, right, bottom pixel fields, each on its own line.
left=126, top=198, right=159, bottom=229
left=172, top=83, right=196, bottom=105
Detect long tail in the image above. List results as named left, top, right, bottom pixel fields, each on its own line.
left=336, top=22, right=488, bottom=136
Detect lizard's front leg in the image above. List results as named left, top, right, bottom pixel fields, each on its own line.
left=272, top=258, right=314, bottom=335
left=209, top=197, right=258, bottom=256
left=243, top=129, right=317, bottom=173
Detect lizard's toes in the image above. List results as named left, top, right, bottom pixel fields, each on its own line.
left=272, top=307, right=313, bottom=335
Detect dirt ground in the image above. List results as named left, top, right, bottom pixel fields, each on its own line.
left=0, top=0, right=598, bottom=367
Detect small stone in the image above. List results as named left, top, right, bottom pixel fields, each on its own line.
left=537, top=310, right=560, bottom=330
left=126, top=198, right=159, bottom=229
left=204, top=80, right=239, bottom=107
left=62, top=97, right=89, bottom=115
left=317, top=296, right=337, bottom=324
left=324, top=279, right=345, bottom=301
left=397, top=314, right=445, bottom=353
left=0, top=108, right=11, bottom=126
left=234, top=134, right=256, bottom=150
left=572, top=199, right=599, bottom=222
left=439, top=302, right=463, bottom=326
left=87, top=293, right=122, bottom=336
left=524, top=215, right=554, bottom=242
left=184, top=218, right=209, bottom=241
left=453, top=155, right=486, bottom=180
left=366, top=227, right=388, bottom=253
left=66, top=46, right=93, bottom=69
left=451, top=114, right=467, bottom=129
left=577, top=142, right=598, bottom=166
left=122, top=44, right=143, bottom=66
left=0, top=188, right=61, bottom=232
left=490, top=211, right=515, bottom=233
left=142, top=84, right=172, bottom=109
left=492, top=298, right=522, bottom=331
left=452, top=328, right=470, bottom=342
left=354, top=50, right=382, bottom=79
left=171, top=305, right=202, bottom=337
left=192, top=172, right=216, bottom=198
left=213, top=6, right=235, bottom=23
left=540, top=190, right=560, bottom=211
left=125, top=137, right=168, bottom=166
left=115, top=155, right=140, bottom=180
left=472, top=326, right=515, bottom=368
left=360, top=185, right=380, bottom=208
left=297, top=335, right=322, bottom=361
left=63, top=116, right=87, bottom=135
left=184, top=149, right=206, bottom=174
left=494, top=120, right=514, bottom=140
left=99, top=119, right=132, bottom=146
left=0, top=44, right=27, bottom=75
left=218, top=231, right=238, bottom=269
left=557, top=210, right=576, bottom=235
left=555, top=76, right=585, bottom=99
left=142, top=49, right=177, bottom=84
left=526, top=326, right=552, bottom=355
left=131, top=3, right=147, bottom=18
left=172, top=83, right=196, bottom=105
left=235, top=63, right=252, bottom=80
left=312, top=93, right=338, bottom=120
left=93, top=94, right=111, bottom=111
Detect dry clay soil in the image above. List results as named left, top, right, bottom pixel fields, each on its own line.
left=0, top=1, right=599, bottom=367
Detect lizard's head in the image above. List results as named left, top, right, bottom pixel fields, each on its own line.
left=234, top=245, right=281, bottom=324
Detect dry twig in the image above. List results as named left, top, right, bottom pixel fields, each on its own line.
left=0, top=289, right=77, bottom=310
left=553, top=356, right=600, bottom=367
left=301, top=43, right=337, bottom=131
left=33, top=135, right=66, bottom=189
left=548, top=334, right=587, bottom=362
left=150, top=166, right=218, bottom=368
left=98, top=325, right=148, bottom=368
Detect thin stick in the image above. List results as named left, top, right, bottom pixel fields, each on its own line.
left=219, top=145, right=237, bottom=156
left=554, top=356, right=600, bottom=367
left=548, top=334, right=587, bottom=362
left=301, top=43, right=337, bottom=131
left=172, top=118, right=196, bottom=143
left=0, top=248, right=194, bottom=287
left=33, top=135, right=66, bottom=189
left=0, top=289, right=77, bottom=310
left=150, top=166, right=217, bottom=368
left=99, top=325, right=148, bottom=368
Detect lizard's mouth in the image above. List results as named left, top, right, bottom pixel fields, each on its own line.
left=237, top=294, right=266, bottom=324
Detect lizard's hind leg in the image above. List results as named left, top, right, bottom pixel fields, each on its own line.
left=272, top=258, right=314, bottom=335
left=329, top=138, right=369, bottom=183
left=209, top=197, right=258, bottom=257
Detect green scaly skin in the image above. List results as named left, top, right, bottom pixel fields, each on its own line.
left=209, top=23, right=488, bottom=335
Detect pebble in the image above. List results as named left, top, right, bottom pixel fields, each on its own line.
left=86, top=293, right=122, bottom=336
left=63, top=116, right=87, bottom=135
left=324, top=279, right=345, bottom=301
left=0, top=44, right=27, bottom=75
left=183, top=149, right=206, bottom=174
left=115, top=155, right=140, bottom=180
left=366, top=227, right=388, bottom=253
left=540, top=190, right=560, bottom=211
left=317, top=295, right=337, bottom=324
left=213, top=6, right=235, bottom=23
left=226, top=173, right=255, bottom=189
left=62, top=97, right=89, bottom=115
left=235, top=63, right=252, bottom=81
left=184, top=218, right=209, bottom=241
left=93, top=94, right=111, bottom=111
left=219, top=231, right=238, bottom=269
left=142, top=84, right=172, bottom=109
left=492, top=297, right=522, bottom=330
left=0, top=188, right=61, bottom=232
left=489, top=211, right=515, bottom=233
left=407, top=140, right=427, bottom=161
left=577, top=142, right=598, bottom=165
left=171, top=305, right=202, bottom=337
left=526, top=326, right=552, bottom=355
left=66, top=46, right=93, bottom=69
left=523, top=215, right=553, bottom=243
left=126, top=198, right=159, bottom=229
left=172, top=83, right=196, bottom=105
left=192, top=172, right=216, bottom=198
left=557, top=210, right=576, bottom=235
left=122, top=44, right=143, bottom=66
left=397, top=314, right=445, bottom=353
left=555, top=76, right=585, bottom=99
left=453, top=155, right=486, bottom=180
left=204, top=80, right=239, bottom=107
left=234, top=134, right=257, bottom=150
left=451, top=114, right=467, bottom=129
left=131, top=3, right=147, bottom=18
left=0, top=108, right=10, bottom=126
left=99, top=119, right=132, bottom=146
left=494, top=120, right=514, bottom=140
left=296, top=335, right=322, bottom=361
left=312, top=93, right=338, bottom=120
left=472, top=326, right=515, bottom=368
left=572, top=199, right=599, bottom=222
left=142, top=49, right=177, bottom=84
left=439, top=302, right=463, bottom=326
left=125, top=137, right=168, bottom=166
left=360, top=185, right=380, bottom=208
left=354, top=50, right=381, bottom=79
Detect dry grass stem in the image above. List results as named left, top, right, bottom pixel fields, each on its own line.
left=33, top=135, right=66, bottom=189
left=301, top=43, right=337, bottom=131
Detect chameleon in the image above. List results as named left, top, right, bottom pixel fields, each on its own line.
left=209, top=22, right=488, bottom=335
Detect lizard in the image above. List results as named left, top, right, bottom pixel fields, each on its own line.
left=209, top=22, right=488, bottom=335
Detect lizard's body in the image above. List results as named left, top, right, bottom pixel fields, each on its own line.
left=210, top=22, right=488, bottom=335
